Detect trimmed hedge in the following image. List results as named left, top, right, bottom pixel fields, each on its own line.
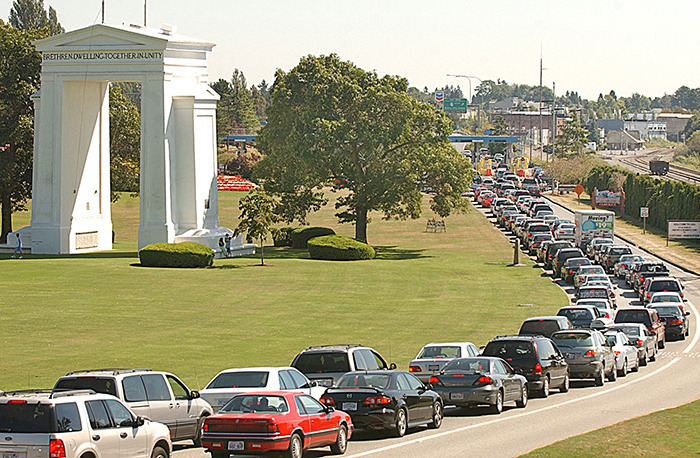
left=139, top=242, right=214, bottom=268
left=308, top=235, right=375, bottom=260
left=291, top=226, right=335, bottom=249
left=272, top=227, right=297, bottom=247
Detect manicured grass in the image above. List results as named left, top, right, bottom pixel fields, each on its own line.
left=523, top=399, right=700, bottom=457
left=2, top=192, right=568, bottom=391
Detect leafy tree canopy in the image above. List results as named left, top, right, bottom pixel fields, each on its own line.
left=9, top=0, right=63, bottom=35
left=256, top=54, right=471, bottom=242
left=109, top=84, right=140, bottom=201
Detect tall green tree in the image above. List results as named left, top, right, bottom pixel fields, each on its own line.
left=256, top=54, right=471, bottom=243
left=555, top=112, right=589, bottom=157
left=0, top=21, right=45, bottom=242
left=9, top=0, right=63, bottom=35
left=109, top=85, right=140, bottom=201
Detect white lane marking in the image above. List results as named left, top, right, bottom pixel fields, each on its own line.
left=682, top=299, right=699, bottom=353
left=345, top=357, right=682, bottom=457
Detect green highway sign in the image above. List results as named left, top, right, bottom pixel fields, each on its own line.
left=443, top=98, right=468, bottom=112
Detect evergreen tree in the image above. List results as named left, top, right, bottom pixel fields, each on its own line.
left=9, top=0, right=63, bottom=35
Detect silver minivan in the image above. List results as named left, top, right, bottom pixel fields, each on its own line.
left=53, top=368, right=213, bottom=445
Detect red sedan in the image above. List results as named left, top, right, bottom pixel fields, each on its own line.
left=201, top=391, right=352, bottom=458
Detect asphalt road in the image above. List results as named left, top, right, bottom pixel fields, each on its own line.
left=172, top=198, right=700, bottom=458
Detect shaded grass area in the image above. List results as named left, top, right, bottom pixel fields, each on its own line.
left=2, top=192, right=568, bottom=391
left=523, top=399, right=700, bottom=457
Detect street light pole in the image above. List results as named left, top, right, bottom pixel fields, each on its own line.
left=447, top=74, right=484, bottom=128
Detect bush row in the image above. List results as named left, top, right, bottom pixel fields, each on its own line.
left=139, top=242, right=214, bottom=268
left=584, top=165, right=700, bottom=232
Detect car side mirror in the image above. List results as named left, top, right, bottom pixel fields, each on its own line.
left=324, top=405, right=335, bottom=413
left=189, top=390, right=200, bottom=399
left=424, top=383, right=434, bottom=391
left=133, top=416, right=145, bottom=427
left=389, top=363, right=397, bottom=370
left=685, top=311, right=690, bottom=316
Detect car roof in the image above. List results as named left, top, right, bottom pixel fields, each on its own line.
left=63, top=368, right=154, bottom=376
left=300, top=345, right=368, bottom=352
left=213, top=367, right=299, bottom=375
left=422, top=342, right=475, bottom=347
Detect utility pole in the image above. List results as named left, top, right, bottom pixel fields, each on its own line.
left=101, top=0, right=105, bottom=23
left=551, top=81, right=556, bottom=161
left=144, top=0, right=147, bottom=27
left=539, top=53, right=544, bottom=162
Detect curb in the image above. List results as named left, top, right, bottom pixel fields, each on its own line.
left=543, top=195, right=700, bottom=278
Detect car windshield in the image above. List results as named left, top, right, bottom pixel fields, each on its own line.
left=552, top=333, right=594, bottom=348
left=443, top=358, right=493, bottom=374
left=559, top=309, right=594, bottom=321
left=293, top=352, right=350, bottom=374
left=650, top=295, right=681, bottom=303
left=221, top=395, right=289, bottom=413
left=614, top=326, right=640, bottom=336
left=483, top=341, right=534, bottom=360
left=0, top=402, right=52, bottom=433
left=651, top=306, right=682, bottom=317
left=336, top=373, right=390, bottom=389
left=207, top=371, right=269, bottom=389
left=417, top=346, right=461, bottom=359
left=579, top=288, right=609, bottom=299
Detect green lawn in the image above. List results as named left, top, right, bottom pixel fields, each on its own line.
left=523, top=399, right=700, bottom=457
left=1, top=191, right=568, bottom=391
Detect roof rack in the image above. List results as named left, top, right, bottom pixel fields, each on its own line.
left=50, top=389, right=97, bottom=398
left=65, top=368, right=152, bottom=376
left=304, top=345, right=365, bottom=350
left=0, top=389, right=52, bottom=397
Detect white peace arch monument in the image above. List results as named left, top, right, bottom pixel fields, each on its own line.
left=21, top=23, right=254, bottom=256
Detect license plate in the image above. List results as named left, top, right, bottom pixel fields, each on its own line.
left=450, top=393, right=464, bottom=400
left=228, top=441, right=244, bottom=451
left=428, top=365, right=440, bottom=371
left=342, top=402, right=357, bottom=411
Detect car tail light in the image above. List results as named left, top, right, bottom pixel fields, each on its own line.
left=50, top=439, right=66, bottom=458
left=534, top=364, right=542, bottom=376
left=639, top=276, right=644, bottom=283
left=569, top=269, right=574, bottom=274
left=528, top=232, right=532, bottom=237
left=364, top=396, right=391, bottom=405
left=680, top=292, right=684, bottom=299
left=408, top=365, right=421, bottom=373
left=266, top=422, right=280, bottom=433
left=637, top=340, right=643, bottom=346
left=7, top=400, right=27, bottom=404
left=621, top=264, right=627, bottom=269
left=429, top=376, right=442, bottom=385
left=474, top=376, right=494, bottom=385
left=667, top=319, right=683, bottom=325
left=646, top=293, right=651, bottom=299
left=320, top=396, right=336, bottom=406
left=614, top=350, right=621, bottom=355
left=584, top=350, right=597, bottom=357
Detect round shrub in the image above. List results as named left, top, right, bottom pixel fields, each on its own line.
left=308, top=235, right=375, bottom=260
left=139, top=241, right=214, bottom=268
left=272, top=226, right=297, bottom=247
left=291, top=226, right=336, bottom=249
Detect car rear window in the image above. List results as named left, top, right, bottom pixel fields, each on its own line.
left=579, top=288, right=609, bottom=299
left=207, top=371, right=269, bottom=389
left=558, top=309, right=593, bottom=321
left=520, top=320, right=560, bottom=336
left=293, top=352, right=351, bottom=374
left=0, top=402, right=52, bottom=433
left=53, top=377, right=118, bottom=397
left=552, top=333, right=594, bottom=347
left=649, top=281, right=680, bottom=291
left=336, top=373, right=390, bottom=389
left=615, top=311, right=652, bottom=325
left=651, top=306, right=682, bottom=317
left=482, top=341, right=534, bottom=360
left=614, top=326, right=640, bottom=336
left=220, top=395, right=288, bottom=414
left=609, top=248, right=632, bottom=255
left=417, top=346, right=461, bottom=359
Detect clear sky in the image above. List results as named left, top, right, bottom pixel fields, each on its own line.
left=2, top=0, right=699, bottom=101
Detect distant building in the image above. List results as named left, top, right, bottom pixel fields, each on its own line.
left=657, top=112, right=694, bottom=142
left=607, top=130, right=643, bottom=150
left=597, top=119, right=667, bottom=141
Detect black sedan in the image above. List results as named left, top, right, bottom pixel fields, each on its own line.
left=320, top=370, right=442, bottom=437
left=429, top=357, right=528, bottom=414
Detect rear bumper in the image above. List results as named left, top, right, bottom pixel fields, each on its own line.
left=435, top=386, right=498, bottom=407
left=567, top=361, right=603, bottom=379
left=348, top=409, right=398, bottom=431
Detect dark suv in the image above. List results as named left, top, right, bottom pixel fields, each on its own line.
left=481, top=336, right=569, bottom=398
left=614, top=308, right=666, bottom=349
left=291, top=345, right=395, bottom=387
left=518, top=316, right=574, bottom=338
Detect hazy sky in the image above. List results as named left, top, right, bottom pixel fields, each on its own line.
left=2, top=0, right=699, bottom=101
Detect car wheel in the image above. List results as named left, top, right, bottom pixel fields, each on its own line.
left=540, top=376, right=550, bottom=398
left=150, top=446, right=168, bottom=458
left=284, top=433, right=303, bottom=458
left=560, top=373, right=570, bottom=393
left=608, top=363, right=617, bottom=382
left=659, top=338, right=666, bottom=349
left=516, top=385, right=528, bottom=408
left=427, top=401, right=443, bottom=429
left=594, top=369, right=605, bottom=387
left=330, top=424, right=348, bottom=455
left=394, top=408, right=408, bottom=437
left=650, top=346, right=657, bottom=362
left=193, top=414, right=208, bottom=447
left=490, top=390, right=503, bottom=415
left=632, top=358, right=639, bottom=372
left=618, top=359, right=627, bottom=377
